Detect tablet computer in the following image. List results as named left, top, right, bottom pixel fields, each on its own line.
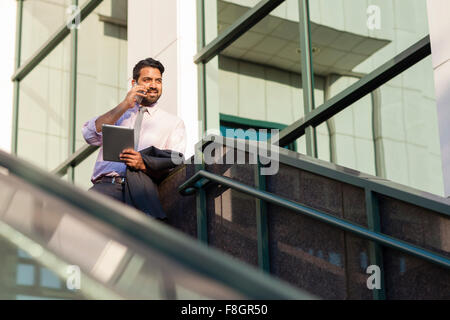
left=102, top=124, right=135, bottom=162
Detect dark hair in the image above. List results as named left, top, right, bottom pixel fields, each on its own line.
left=132, top=58, right=165, bottom=81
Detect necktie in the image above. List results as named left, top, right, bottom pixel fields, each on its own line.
left=134, top=107, right=146, bottom=150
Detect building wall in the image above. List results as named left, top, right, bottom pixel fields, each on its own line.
left=0, top=0, right=17, bottom=153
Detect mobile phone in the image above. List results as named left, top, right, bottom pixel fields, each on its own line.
left=133, top=82, right=146, bottom=104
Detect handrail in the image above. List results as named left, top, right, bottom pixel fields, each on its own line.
left=194, top=0, right=285, bottom=64
left=179, top=169, right=450, bottom=270
left=52, top=144, right=99, bottom=176
left=0, top=149, right=314, bottom=299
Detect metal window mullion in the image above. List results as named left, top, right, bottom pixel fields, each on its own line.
left=255, top=158, right=270, bottom=273
left=195, top=0, right=207, bottom=244
left=371, top=88, right=385, bottom=178
left=298, top=0, right=317, bottom=157
left=11, top=0, right=24, bottom=155
left=68, top=0, right=79, bottom=183
left=365, top=189, right=386, bottom=300
left=198, top=63, right=207, bottom=133
left=11, top=82, right=20, bottom=155
left=197, top=0, right=207, bottom=133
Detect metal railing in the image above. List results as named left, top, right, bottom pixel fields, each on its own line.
left=178, top=169, right=450, bottom=270
left=178, top=164, right=450, bottom=300
left=52, top=144, right=99, bottom=177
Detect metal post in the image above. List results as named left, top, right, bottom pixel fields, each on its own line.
left=371, top=88, right=385, bottom=178
left=195, top=0, right=208, bottom=244
left=11, top=0, right=24, bottom=155
left=365, top=189, right=386, bottom=300
left=254, top=158, right=270, bottom=272
left=197, top=0, right=207, bottom=133
left=298, top=0, right=317, bottom=157
left=195, top=141, right=208, bottom=244
left=68, top=0, right=79, bottom=183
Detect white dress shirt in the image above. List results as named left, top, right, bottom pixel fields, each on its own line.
left=82, top=102, right=186, bottom=183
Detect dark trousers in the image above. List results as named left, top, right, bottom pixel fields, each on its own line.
left=88, top=181, right=167, bottom=222
left=89, top=182, right=125, bottom=203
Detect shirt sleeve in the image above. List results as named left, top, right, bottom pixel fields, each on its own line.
left=82, top=116, right=103, bottom=146
left=166, top=119, right=187, bottom=155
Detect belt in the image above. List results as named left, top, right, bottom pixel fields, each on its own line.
left=94, top=176, right=126, bottom=185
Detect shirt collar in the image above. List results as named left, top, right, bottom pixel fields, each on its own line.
left=134, top=102, right=159, bottom=116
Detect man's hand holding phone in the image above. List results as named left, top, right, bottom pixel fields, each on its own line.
left=123, top=84, right=148, bottom=108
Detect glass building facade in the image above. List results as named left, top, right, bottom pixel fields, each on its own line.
left=8, top=0, right=128, bottom=299
left=13, top=0, right=128, bottom=191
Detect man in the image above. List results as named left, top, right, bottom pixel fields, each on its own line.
left=82, top=58, right=186, bottom=206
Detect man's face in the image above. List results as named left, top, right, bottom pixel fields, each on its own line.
left=135, top=67, right=163, bottom=106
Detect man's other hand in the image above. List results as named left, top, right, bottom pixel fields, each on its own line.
left=120, top=149, right=146, bottom=171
